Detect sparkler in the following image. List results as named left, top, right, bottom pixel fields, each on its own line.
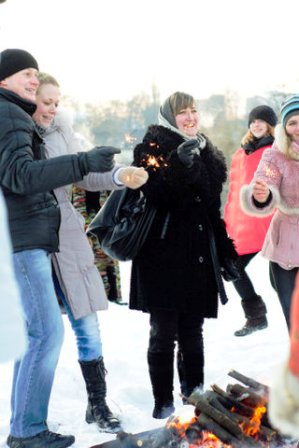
left=263, top=165, right=278, bottom=180
left=124, top=133, right=136, bottom=145
left=142, top=153, right=168, bottom=171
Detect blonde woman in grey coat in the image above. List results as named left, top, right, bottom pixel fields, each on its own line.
left=33, top=73, right=148, bottom=433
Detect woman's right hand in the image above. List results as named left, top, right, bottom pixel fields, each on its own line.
left=252, top=179, right=270, bottom=203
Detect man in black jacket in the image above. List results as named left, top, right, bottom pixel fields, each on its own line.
left=0, top=48, right=121, bottom=448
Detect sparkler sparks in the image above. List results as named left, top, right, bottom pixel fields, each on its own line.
left=142, top=153, right=168, bottom=171
left=124, top=133, right=136, bottom=144
left=263, top=165, right=278, bottom=180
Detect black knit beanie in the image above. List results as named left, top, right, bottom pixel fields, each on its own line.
left=248, top=105, right=278, bottom=128
left=0, top=49, right=39, bottom=81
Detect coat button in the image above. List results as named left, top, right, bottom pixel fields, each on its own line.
left=195, top=196, right=201, bottom=203
left=199, top=256, right=204, bottom=263
left=198, top=224, right=203, bottom=231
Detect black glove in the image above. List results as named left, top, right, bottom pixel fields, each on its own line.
left=221, top=257, right=241, bottom=282
left=177, top=139, right=199, bottom=168
left=79, top=146, right=121, bottom=174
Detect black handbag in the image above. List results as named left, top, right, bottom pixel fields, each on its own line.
left=87, top=188, right=157, bottom=262
left=206, top=216, right=240, bottom=305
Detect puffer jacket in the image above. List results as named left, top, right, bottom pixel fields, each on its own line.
left=224, top=140, right=274, bottom=255
left=0, top=88, right=87, bottom=253
left=44, top=110, right=123, bottom=319
left=130, top=125, right=237, bottom=316
left=241, top=125, right=299, bottom=270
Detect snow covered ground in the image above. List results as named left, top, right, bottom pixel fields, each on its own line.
left=0, top=254, right=290, bottom=447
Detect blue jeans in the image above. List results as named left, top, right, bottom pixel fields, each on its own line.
left=10, top=249, right=64, bottom=438
left=53, top=270, right=102, bottom=361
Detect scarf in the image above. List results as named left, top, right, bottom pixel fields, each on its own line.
left=242, top=135, right=274, bottom=155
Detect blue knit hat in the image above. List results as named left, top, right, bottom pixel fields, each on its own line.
left=280, top=94, right=299, bottom=128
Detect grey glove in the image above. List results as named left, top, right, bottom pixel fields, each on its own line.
left=177, top=139, right=199, bottom=168
left=79, top=146, right=121, bottom=174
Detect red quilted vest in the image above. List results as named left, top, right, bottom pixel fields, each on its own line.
left=224, top=145, right=274, bottom=255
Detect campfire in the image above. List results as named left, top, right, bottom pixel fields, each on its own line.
left=95, top=370, right=299, bottom=448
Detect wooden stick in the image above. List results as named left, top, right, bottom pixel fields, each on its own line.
left=227, top=384, right=267, bottom=407
left=192, top=414, right=240, bottom=446
left=228, top=370, right=268, bottom=392
left=206, top=392, right=277, bottom=442
left=211, top=384, right=255, bottom=417
left=193, top=394, right=243, bottom=438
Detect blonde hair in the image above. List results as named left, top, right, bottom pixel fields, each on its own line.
left=37, top=72, right=59, bottom=91
left=241, top=124, right=275, bottom=146
left=275, top=123, right=296, bottom=159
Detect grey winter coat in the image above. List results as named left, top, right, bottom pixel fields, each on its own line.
left=44, top=111, right=123, bottom=319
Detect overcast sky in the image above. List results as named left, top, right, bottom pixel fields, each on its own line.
left=0, top=0, right=298, bottom=104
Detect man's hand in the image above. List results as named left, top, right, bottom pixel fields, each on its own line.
left=84, top=146, right=121, bottom=173
left=118, top=167, right=149, bottom=189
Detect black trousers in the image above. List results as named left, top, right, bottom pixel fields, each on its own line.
left=233, top=252, right=266, bottom=301
left=269, top=262, right=298, bottom=330
left=148, top=308, right=204, bottom=396
left=148, top=308, right=204, bottom=354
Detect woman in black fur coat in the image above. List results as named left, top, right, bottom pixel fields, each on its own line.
left=129, top=92, right=237, bottom=419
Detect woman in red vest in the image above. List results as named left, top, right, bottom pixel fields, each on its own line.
left=224, top=105, right=277, bottom=336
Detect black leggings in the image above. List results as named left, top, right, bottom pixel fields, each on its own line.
left=232, top=252, right=265, bottom=301
left=148, top=309, right=204, bottom=354
left=269, top=262, right=298, bottom=330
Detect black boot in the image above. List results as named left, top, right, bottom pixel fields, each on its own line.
left=147, top=351, right=175, bottom=419
left=235, top=296, right=268, bottom=337
left=7, top=430, right=75, bottom=448
left=177, top=350, right=204, bottom=403
left=106, top=265, right=127, bottom=305
left=79, top=357, right=122, bottom=433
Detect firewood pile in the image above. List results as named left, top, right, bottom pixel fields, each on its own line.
left=94, top=370, right=299, bottom=448
left=181, top=369, right=287, bottom=447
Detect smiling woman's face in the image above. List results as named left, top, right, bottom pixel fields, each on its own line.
left=33, top=83, right=60, bottom=128
left=175, top=105, right=199, bottom=137
left=285, top=114, right=299, bottom=144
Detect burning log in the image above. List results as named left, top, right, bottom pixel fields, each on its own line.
left=187, top=414, right=242, bottom=446
left=93, top=370, right=298, bottom=448
left=206, top=391, right=277, bottom=440
left=188, top=390, right=276, bottom=447
left=211, top=384, right=257, bottom=417
left=226, top=383, right=267, bottom=408
left=188, top=392, right=244, bottom=439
